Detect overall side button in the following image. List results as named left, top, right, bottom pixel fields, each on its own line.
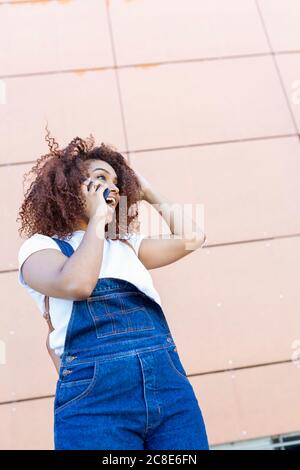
left=66, top=355, right=77, bottom=363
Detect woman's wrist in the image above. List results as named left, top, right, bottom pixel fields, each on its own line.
left=87, top=215, right=107, bottom=239
left=143, top=186, right=159, bottom=204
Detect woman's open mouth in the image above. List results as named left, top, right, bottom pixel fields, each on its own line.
left=106, top=196, right=118, bottom=208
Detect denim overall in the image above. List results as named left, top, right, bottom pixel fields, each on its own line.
left=52, top=238, right=209, bottom=450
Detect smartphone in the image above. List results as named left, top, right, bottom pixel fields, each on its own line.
left=103, top=187, right=110, bottom=201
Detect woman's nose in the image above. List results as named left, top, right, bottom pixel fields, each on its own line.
left=111, top=184, right=119, bottom=193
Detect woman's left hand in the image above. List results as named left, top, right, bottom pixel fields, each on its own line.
left=132, top=168, right=152, bottom=201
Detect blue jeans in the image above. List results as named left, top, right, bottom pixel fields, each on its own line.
left=52, top=238, right=209, bottom=450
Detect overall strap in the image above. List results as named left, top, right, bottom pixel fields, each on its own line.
left=43, top=238, right=75, bottom=329
left=51, top=238, right=75, bottom=257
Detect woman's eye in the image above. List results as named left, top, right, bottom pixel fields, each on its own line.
left=97, top=175, right=106, bottom=180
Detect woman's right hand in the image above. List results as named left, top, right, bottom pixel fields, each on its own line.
left=81, top=177, right=109, bottom=221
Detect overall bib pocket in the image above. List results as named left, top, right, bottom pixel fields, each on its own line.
left=54, top=361, right=98, bottom=415
left=87, top=291, right=155, bottom=338
left=165, top=346, right=190, bottom=382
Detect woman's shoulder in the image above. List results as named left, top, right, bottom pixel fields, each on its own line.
left=18, top=233, right=61, bottom=289
left=127, top=231, right=146, bottom=256
left=128, top=231, right=145, bottom=242
left=18, top=233, right=60, bottom=267
left=18, top=232, right=58, bottom=249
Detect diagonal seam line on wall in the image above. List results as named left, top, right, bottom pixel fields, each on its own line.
left=1, top=51, right=300, bottom=81
left=0, top=133, right=298, bottom=168
left=105, top=0, right=130, bottom=161
left=111, top=133, right=299, bottom=155
left=254, top=0, right=300, bottom=137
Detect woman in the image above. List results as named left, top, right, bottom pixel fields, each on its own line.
left=17, top=129, right=209, bottom=450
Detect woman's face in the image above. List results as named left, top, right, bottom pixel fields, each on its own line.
left=83, top=159, right=120, bottom=224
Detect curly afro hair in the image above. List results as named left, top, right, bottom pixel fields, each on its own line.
left=17, top=126, right=143, bottom=242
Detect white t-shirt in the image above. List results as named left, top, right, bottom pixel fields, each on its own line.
left=18, top=230, right=162, bottom=357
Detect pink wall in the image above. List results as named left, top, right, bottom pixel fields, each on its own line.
left=1, top=0, right=300, bottom=449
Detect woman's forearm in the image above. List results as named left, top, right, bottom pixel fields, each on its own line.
left=144, top=187, right=206, bottom=246
left=59, top=215, right=106, bottom=297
